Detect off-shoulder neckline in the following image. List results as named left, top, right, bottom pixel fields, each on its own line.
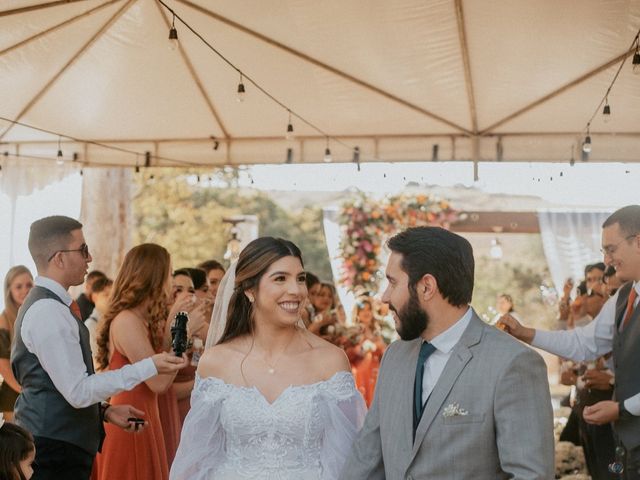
left=195, top=370, right=352, bottom=406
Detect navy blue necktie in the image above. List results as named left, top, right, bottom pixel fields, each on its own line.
left=414, top=341, right=436, bottom=434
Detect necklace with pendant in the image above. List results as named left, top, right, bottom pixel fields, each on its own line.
left=257, top=329, right=298, bottom=375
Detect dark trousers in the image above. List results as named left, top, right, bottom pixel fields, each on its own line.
left=32, top=436, right=94, bottom=480
left=623, top=445, right=640, bottom=480
left=579, top=419, right=617, bottom=479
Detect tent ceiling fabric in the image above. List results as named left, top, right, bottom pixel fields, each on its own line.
left=0, top=0, right=639, bottom=167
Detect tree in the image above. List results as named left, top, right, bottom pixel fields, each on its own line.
left=133, top=168, right=333, bottom=278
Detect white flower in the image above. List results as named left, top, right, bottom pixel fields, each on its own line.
left=442, top=402, right=469, bottom=417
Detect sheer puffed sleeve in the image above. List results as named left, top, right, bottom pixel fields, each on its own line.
left=319, top=371, right=367, bottom=480
left=169, top=375, right=228, bottom=480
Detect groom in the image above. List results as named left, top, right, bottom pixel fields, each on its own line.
left=341, top=227, right=554, bottom=479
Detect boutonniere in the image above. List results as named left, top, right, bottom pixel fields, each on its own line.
left=442, top=402, right=469, bottom=418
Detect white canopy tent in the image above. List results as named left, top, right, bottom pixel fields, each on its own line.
left=1, top=0, right=639, bottom=170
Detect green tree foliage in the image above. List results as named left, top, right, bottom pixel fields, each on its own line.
left=133, top=168, right=333, bottom=278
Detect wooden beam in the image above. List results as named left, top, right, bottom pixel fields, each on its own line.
left=153, top=1, right=229, bottom=139
left=0, top=0, right=136, bottom=142
left=174, top=0, right=472, bottom=135
left=3, top=130, right=639, bottom=146
left=0, top=1, right=119, bottom=57
left=455, top=0, right=478, bottom=134
left=451, top=211, right=540, bottom=233
left=479, top=48, right=636, bottom=134
left=0, top=0, right=87, bottom=17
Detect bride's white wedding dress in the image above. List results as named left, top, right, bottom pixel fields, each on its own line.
left=170, top=370, right=366, bottom=480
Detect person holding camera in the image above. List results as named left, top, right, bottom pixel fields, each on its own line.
left=11, top=217, right=187, bottom=480
left=93, top=244, right=192, bottom=480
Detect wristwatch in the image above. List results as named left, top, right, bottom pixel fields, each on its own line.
left=618, top=401, right=632, bottom=419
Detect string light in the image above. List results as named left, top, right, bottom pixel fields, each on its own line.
left=168, top=14, right=178, bottom=51
left=56, top=137, right=64, bottom=166
left=237, top=73, right=246, bottom=102
left=576, top=29, right=640, bottom=158
left=156, top=0, right=357, bottom=160
left=323, top=138, right=332, bottom=163
left=285, top=110, right=294, bottom=140
left=602, top=99, right=611, bottom=123
left=582, top=128, right=592, bottom=154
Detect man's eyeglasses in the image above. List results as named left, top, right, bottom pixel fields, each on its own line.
left=48, top=244, right=90, bottom=262
left=600, top=234, right=638, bottom=256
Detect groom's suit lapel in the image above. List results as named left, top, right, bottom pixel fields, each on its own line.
left=401, top=339, right=424, bottom=451
left=409, top=313, right=484, bottom=464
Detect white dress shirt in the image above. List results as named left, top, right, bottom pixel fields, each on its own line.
left=421, top=307, right=473, bottom=406
left=19, top=276, right=157, bottom=409
left=533, top=281, right=640, bottom=416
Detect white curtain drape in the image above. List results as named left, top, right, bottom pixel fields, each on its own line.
left=537, top=210, right=613, bottom=294
left=322, top=207, right=355, bottom=318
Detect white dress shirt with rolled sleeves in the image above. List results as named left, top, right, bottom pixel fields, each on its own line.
left=19, top=276, right=157, bottom=409
left=532, top=282, right=640, bottom=415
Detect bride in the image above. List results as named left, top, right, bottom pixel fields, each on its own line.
left=170, top=237, right=366, bottom=479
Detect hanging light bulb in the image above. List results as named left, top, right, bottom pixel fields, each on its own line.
left=323, top=138, right=332, bottom=163
left=633, top=44, right=640, bottom=75
left=168, top=14, right=179, bottom=51
left=237, top=73, right=246, bottom=102
left=602, top=101, right=611, bottom=123
left=285, top=111, right=294, bottom=140
left=582, top=134, right=592, bottom=153
left=56, top=137, right=64, bottom=166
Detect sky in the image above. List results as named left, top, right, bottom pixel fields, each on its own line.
left=242, top=161, right=638, bottom=207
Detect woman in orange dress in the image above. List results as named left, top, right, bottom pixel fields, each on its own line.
left=94, top=244, right=181, bottom=480
left=346, top=299, right=386, bottom=406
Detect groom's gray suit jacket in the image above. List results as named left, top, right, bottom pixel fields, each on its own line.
left=340, top=312, right=554, bottom=480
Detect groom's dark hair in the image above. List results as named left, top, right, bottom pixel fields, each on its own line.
left=387, top=227, right=474, bottom=307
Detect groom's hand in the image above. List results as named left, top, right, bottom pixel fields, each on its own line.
left=497, top=314, right=536, bottom=344
left=152, top=351, right=189, bottom=374
left=105, top=404, right=148, bottom=433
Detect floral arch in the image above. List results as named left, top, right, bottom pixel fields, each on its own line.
left=338, top=194, right=461, bottom=293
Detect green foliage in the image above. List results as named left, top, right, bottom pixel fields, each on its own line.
left=133, top=168, right=333, bottom=278
left=472, top=236, right=556, bottom=330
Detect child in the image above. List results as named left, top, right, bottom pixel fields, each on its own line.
left=0, top=414, right=35, bottom=480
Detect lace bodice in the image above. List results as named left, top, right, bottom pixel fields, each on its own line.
left=170, top=371, right=366, bottom=480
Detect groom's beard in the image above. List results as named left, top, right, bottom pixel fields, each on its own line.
left=392, top=289, right=429, bottom=341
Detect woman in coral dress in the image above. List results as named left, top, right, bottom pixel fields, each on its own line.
left=345, top=299, right=386, bottom=406
left=94, top=244, right=183, bottom=480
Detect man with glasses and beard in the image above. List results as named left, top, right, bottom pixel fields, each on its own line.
left=341, top=227, right=554, bottom=480
left=11, top=216, right=187, bottom=479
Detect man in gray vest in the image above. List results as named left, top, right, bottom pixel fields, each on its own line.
left=11, top=216, right=187, bottom=480
left=501, top=204, right=640, bottom=479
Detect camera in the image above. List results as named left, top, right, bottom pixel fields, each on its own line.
left=171, top=311, right=189, bottom=357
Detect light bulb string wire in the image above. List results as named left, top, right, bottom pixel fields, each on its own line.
left=582, top=29, right=640, bottom=136
left=156, top=0, right=356, bottom=154
left=0, top=115, right=203, bottom=168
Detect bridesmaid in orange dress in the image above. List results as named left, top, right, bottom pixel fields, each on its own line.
left=94, top=244, right=182, bottom=480
left=345, top=299, right=386, bottom=406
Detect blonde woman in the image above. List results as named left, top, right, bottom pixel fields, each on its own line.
left=0, top=266, right=33, bottom=421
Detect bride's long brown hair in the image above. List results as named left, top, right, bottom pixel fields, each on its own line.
left=217, top=237, right=304, bottom=345
left=95, top=243, right=171, bottom=371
